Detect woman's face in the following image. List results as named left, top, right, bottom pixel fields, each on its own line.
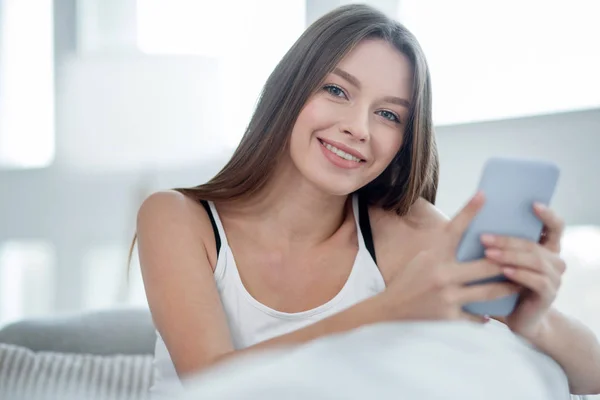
left=289, top=38, right=413, bottom=196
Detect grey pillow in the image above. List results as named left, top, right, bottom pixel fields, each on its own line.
left=0, top=309, right=155, bottom=356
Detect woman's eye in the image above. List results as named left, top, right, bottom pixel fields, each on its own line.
left=377, top=110, right=401, bottom=124
left=323, top=85, right=347, bottom=99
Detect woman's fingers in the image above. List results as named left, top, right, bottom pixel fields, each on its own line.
left=481, top=234, right=537, bottom=252
left=479, top=203, right=565, bottom=253
left=446, top=191, right=485, bottom=249
left=457, top=281, right=521, bottom=304
left=484, top=248, right=561, bottom=285
left=451, top=259, right=504, bottom=285
left=533, top=203, right=565, bottom=252
left=501, top=267, right=556, bottom=302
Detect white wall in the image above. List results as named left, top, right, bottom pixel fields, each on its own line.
left=435, top=108, right=600, bottom=226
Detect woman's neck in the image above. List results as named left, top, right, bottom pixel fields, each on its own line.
left=218, top=160, right=351, bottom=248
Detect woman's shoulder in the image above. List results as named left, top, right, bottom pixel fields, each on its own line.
left=136, top=190, right=219, bottom=267
left=137, top=190, right=207, bottom=226
left=369, top=197, right=449, bottom=234
left=368, top=197, right=449, bottom=280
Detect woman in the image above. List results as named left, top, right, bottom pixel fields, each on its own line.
left=136, top=4, right=600, bottom=398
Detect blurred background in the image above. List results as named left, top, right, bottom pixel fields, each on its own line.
left=0, top=0, right=599, bottom=341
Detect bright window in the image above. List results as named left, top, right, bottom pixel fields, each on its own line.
left=0, top=241, right=56, bottom=326
left=556, top=226, right=600, bottom=336
left=136, top=0, right=224, bottom=57
left=61, top=0, right=306, bottom=171
left=0, top=0, right=55, bottom=169
left=398, top=0, right=600, bottom=126
left=136, top=0, right=306, bottom=147
left=82, top=244, right=148, bottom=310
left=82, top=246, right=129, bottom=310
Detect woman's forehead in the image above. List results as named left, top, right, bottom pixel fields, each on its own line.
left=333, top=39, right=413, bottom=99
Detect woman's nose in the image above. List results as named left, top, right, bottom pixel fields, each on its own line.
left=340, top=110, right=370, bottom=142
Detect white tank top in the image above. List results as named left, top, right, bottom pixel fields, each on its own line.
left=149, top=195, right=386, bottom=398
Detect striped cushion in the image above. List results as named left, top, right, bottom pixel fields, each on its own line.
left=1, top=343, right=590, bottom=400
left=0, top=343, right=154, bottom=400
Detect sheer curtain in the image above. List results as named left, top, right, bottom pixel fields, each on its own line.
left=0, top=0, right=55, bottom=168
left=0, top=0, right=308, bottom=327
left=61, top=0, right=307, bottom=172
left=0, top=0, right=56, bottom=327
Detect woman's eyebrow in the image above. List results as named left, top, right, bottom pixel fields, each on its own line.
left=333, top=67, right=361, bottom=88
left=332, top=67, right=410, bottom=109
left=383, top=96, right=410, bottom=109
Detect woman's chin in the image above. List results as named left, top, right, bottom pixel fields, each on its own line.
left=309, top=175, right=365, bottom=197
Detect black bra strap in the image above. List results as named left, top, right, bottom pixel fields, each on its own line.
left=358, top=195, right=377, bottom=265
left=200, top=200, right=221, bottom=255
left=201, top=197, right=374, bottom=264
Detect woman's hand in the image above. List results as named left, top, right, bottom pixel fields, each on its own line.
left=481, top=203, right=567, bottom=340
left=380, top=193, right=520, bottom=323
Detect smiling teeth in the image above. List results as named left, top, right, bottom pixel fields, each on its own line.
left=322, top=142, right=362, bottom=162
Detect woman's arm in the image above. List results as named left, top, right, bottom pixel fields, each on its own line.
left=529, top=308, right=600, bottom=395
left=479, top=203, right=600, bottom=395
left=137, top=191, right=390, bottom=378
left=137, top=191, right=235, bottom=377
left=138, top=191, right=509, bottom=379
left=213, top=294, right=389, bottom=367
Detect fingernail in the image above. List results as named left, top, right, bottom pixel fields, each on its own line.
left=485, top=248, right=502, bottom=258
left=481, top=234, right=495, bottom=244
left=503, top=267, right=516, bottom=276
left=534, top=202, right=547, bottom=211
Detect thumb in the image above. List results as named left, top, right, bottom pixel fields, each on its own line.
left=447, top=191, right=485, bottom=248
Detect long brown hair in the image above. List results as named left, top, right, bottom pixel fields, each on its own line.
left=129, top=4, right=438, bottom=264
left=178, top=4, right=437, bottom=210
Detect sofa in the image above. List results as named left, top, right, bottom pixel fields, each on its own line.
left=0, top=309, right=592, bottom=400
left=0, top=308, right=156, bottom=400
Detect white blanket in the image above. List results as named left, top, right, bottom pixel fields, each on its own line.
left=180, top=320, right=572, bottom=400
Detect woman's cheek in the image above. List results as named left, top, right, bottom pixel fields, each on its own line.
left=298, top=96, right=336, bottom=126
left=373, top=131, right=403, bottom=165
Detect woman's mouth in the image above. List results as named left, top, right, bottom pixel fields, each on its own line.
left=318, top=139, right=364, bottom=163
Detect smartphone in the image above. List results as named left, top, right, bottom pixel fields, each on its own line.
left=456, top=157, right=560, bottom=317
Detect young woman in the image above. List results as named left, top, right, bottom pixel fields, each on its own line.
left=136, top=4, right=600, bottom=398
